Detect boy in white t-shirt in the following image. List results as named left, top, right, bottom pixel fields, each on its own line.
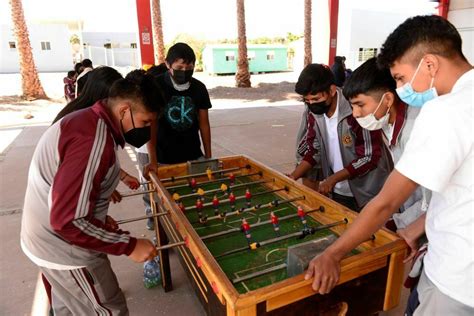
left=304, top=15, right=473, bottom=315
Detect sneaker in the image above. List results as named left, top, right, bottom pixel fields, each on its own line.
left=146, top=218, right=155, bottom=230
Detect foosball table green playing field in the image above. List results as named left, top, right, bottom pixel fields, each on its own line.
left=147, top=155, right=407, bottom=316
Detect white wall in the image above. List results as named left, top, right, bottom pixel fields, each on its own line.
left=0, top=24, right=72, bottom=73
left=448, top=1, right=474, bottom=64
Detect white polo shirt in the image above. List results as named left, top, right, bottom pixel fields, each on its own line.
left=396, top=69, right=473, bottom=307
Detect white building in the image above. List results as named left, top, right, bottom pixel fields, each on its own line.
left=82, top=32, right=140, bottom=68
left=448, top=0, right=474, bottom=64
left=0, top=23, right=72, bottom=73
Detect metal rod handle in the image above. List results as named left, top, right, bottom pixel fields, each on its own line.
left=116, top=212, right=169, bottom=225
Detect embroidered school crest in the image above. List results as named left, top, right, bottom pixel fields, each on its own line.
left=342, top=134, right=353, bottom=146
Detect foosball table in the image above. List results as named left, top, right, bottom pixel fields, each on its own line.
left=147, top=155, right=406, bottom=316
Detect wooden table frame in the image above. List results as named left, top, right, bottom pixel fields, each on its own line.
left=149, top=155, right=406, bottom=316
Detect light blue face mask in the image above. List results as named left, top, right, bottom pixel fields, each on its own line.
left=396, top=58, right=438, bottom=107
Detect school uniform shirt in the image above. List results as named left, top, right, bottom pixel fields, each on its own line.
left=155, top=73, right=212, bottom=164
left=323, top=94, right=353, bottom=197
left=21, top=101, right=136, bottom=269
left=396, top=69, right=473, bottom=307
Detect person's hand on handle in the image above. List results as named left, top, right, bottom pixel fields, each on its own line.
left=318, top=177, right=336, bottom=196
left=128, top=239, right=157, bottom=263
left=121, top=173, right=140, bottom=190
left=304, top=249, right=341, bottom=294
left=105, top=215, right=119, bottom=231
left=109, top=190, right=122, bottom=203
left=143, top=163, right=158, bottom=180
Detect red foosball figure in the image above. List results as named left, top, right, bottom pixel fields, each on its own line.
left=270, top=211, right=280, bottom=236
left=241, top=218, right=252, bottom=244
left=245, top=188, right=252, bottom=208
left=297, top=206, right=308, bottom=229
left=190, top=178, right=197, bottom=192
left=229, top=191, right=236, bottom=211
left=196, top=198, right=204, bottom=212
left=212, top=195, right=220, bottom=216
left=178, top=202, right=186, bottom=212
left=196, top=198, right=206, bottom=223
left=229, top=173, right=235, bottom=186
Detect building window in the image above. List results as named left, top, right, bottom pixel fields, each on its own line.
left=266, top=51, right=275, bottom=61
left=130, top=43, right=137, bottom=49
left=225, top=51, right=235, bottom=61
left=247, top=51, right=256, bottom=61
left=40, top=41, right=51, bottom=50
left=8, top=41, right=16, bottom=49
left=358, top=48, right=377, bottom=62
left=104, top=43, right=112, bottom=49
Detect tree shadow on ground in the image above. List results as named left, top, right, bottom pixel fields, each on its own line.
left=208, top=81, right=299, bottom=103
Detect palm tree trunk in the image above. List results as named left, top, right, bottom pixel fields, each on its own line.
left=235, top=0, right=251, bottom=88
left=151, top=0, right=165, bottom=64
left=304, top=0, right=312, bottom=67
left=9, top=0, right=47, bottom=100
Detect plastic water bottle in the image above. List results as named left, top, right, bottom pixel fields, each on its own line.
left=143, top=256, right=161, bottom=289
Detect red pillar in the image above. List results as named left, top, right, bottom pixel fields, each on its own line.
left=136, top=0, right=155, bottom=66
left=437, top=0, right=450, bottom=19
left=328, top=0, right=339, bottom=66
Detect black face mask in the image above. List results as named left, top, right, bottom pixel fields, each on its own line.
left=172, top=69, right=193, bottom=84
left=120, top=108, right=150, bottom=148
left=306, top=100, right=330, bottom=115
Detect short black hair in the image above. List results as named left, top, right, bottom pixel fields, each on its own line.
left=378, top=15, right=466, bottom=68
left=295, top=64, right=335, bottom=95
left=67, top=70, right=76, bottom=78
left=74, top=62, right=83, bottom=74
left=343, top=58, right=395, bottom=100
left=166, top=43, right=196, bottom=65
left=110, top=71, right=164, bottom=115
left=147, top=63, right=168, bottom=77
left=82, top=58, right=93, bottom=68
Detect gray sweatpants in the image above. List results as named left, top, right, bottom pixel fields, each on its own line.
left=413, top=270, right=473, bottom=316
left=40, top=256, right=128, bottom=315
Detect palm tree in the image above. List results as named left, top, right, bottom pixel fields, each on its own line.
left=151, top=0, right=165, bottom=64
left=9, top=0, right=47, bottom=100
left=304, top=0, right=312, bottom=67
left=235, top=0, right=251, bottom=88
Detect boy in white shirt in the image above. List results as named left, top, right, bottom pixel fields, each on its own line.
left=304, top=15, right=473, bottom=315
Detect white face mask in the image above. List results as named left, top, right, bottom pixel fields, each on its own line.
left=355, top=93, right=390, bottom=131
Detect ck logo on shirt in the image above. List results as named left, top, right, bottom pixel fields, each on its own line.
left=166, top=96, right=196, bottom=131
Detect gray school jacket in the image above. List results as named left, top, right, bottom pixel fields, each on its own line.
left=296, top=88, right=393, bottom=208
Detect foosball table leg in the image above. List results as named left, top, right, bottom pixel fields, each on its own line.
left=149, top=188, right=173, bottom=292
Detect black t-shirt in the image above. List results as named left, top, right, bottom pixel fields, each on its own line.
left=155, top=73, right=212, bottom=164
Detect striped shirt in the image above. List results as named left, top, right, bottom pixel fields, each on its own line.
left=21, top=101, right=137, bottom=269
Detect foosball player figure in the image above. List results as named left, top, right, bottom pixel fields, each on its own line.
left=196, top=198, right=205, bottom=223
left=229, top=191, right=236, bottom=212
left=270, top=211, right=280, bottom=236
left=220, top=183, right=229, bottom=196
left=297, top=206, right=308, bottom=229
left=178, top=202, right=186, bottom=213
left=206, top=167, right=213, bottom=181
left=245, top=188, right=252, bottom=208
left=229, top=173, right=235, bottom=186
left=240, top=218, right=252, bottom=245
left=172, top=192, right=181, bottom=203
left=190, top=178, right=197, bottom=193
left=212, top=195, right=220, bottom=216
